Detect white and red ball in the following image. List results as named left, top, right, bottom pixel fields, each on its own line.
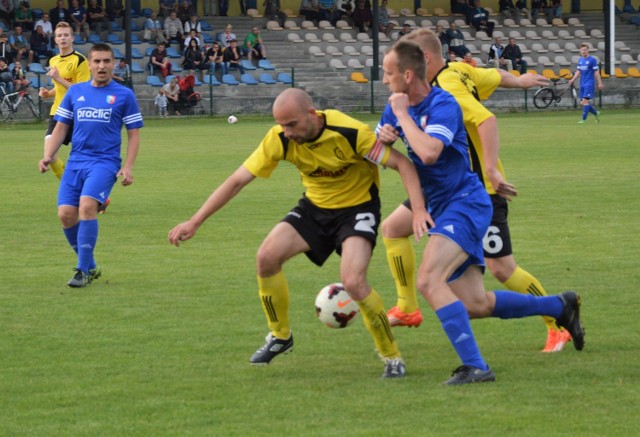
left=315, top=283, right=359, bottom=328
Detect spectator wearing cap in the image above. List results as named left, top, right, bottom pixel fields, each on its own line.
left=398, top=22, right=412, bottom=39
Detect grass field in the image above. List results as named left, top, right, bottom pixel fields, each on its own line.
left=1, top=110, right=639, bottom=436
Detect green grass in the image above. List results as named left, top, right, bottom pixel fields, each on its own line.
left=1, top=110, right=639, bottom=435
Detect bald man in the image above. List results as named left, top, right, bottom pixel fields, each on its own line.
left=168, top=88, right=428, bottom=378
left=381, top=28, right=572, bottom=353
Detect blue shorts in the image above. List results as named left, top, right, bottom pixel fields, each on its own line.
left=58, top=167, right=117, bottom=207
left=428, top=189, right=492, bottom=282
left=580, top=85, right=594, bottom=100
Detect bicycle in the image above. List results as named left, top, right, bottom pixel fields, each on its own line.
left=0, top=84, right=41, bottom=121
left=533, top=75, right=578, bottom=109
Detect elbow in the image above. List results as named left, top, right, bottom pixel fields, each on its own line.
left=419, top=153, right=438, bottom=165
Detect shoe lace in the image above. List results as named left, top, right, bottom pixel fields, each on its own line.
left=450, top=365, right=470, bottom=376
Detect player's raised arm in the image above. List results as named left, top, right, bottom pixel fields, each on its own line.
left=168, top=165, right=256, bottom=246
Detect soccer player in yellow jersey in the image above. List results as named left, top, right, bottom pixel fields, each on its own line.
left=383, top=28, right=574, bottom=353
left=169, top=88, right=429, bottom=377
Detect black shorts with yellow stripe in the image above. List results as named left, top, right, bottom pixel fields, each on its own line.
left=46, top=117, right=73, bottom=146
left=282, top=196, right=381, bottom=266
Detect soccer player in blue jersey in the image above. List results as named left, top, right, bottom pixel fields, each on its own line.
left=568, top=43, right=604, bottom=124
left=39, top=43, right=143, bottom=288
left=379, top=40, right=585, bottom=385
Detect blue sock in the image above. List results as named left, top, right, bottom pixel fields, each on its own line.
left=588, top=105, right=598, bottom=115
left=492, top=291, right=563, bottom=320
left=63, top=223, right=79, bottom=254
left=436, top=301, right=488, bottom=370
left=77, top=219, right=98, bottom=274
left=582, top=106, right=589, bottom=120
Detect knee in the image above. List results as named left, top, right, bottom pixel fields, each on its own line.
left=341, top=275, right=368, bottom=300
left=58, top=208, right=78, bottom=228
left=256, top=244, right=281, bottom=277
left=486, top=258, right=516, bottom=283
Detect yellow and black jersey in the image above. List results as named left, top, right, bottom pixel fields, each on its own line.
left=47, top=50, right=91, bottom=116
left=432, top=62, right=505, bottom=195
left=243, top=109, right=390, bottom=209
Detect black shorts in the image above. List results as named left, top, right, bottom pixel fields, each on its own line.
left=483, top=194, right=513, bottom=258
left=46, top=117, right=73, bottom=146
left=282, top=196, right=381, bottom=267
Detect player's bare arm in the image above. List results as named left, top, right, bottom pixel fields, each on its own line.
left=477, top=116, right=518, bottom=200
left=47, top=66, right=73, bottom=89
left=168, top=166, right=256, bottom=246
left=117, top=129, right=140, bottom=186
left=39, top=122, right=70, bottom=172
left=497, top=70, right=549, bottom=89
left=378, top=124, right=399, bottom=145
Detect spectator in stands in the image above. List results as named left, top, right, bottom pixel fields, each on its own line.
left=218, top=23, right=236, bottom=49
left=461, top=51, right=478, bottom=67
left=317, top=0, right=336, bottom=23
left=488, top=36, right=512, bottom=70
left=470, top=0, right=494, bottom=37
left=445, top=22, right=468, bottom=58
left=516, top=0, right=532, bottom=20
left=547, top=0, right=562, bottom=21
left=87, top=0, right=109, bottom=40
left=499, top=0, right=520, bottom=23
left=182, top=38, right=206, bottom=79
left=264, top=0, right=287, bottom=27
left=397, top=22, right=412, bottom=39
left=150, top=41, right=173, bottom=77
left=451, top=0, right=472, bottom=23
left=9, top=25, right=34, bottom=66
left=183, top=14, right=202, bottom=40
left=159, top=0, right=178, bottom=18
left=183, top=29, right=203, bottom=50
left=30, top=25, right=55, bottom=63
left=222, top=39, right=245, bottom=76
left=377, top=0, right=394, bottom=37
left=69, top=0, right=90, bottom=41
left=34, top=12, right=53, bottom=46
left=12, top=60, right=30, bottom=89
left=49, top=0, right=71, bottom=28
left=244, top=26, right=266, bottom=62
left=206, top=41, right=225, bottom=76
left=219, top=0, right=230, bottom=16
left=502, top=36, right=527, bottom=73
left=14, top=2, right=34, bottom=32
left=163, top=76, right=181, bottom=115
left=0, top=57, right=13, bottom=94
left=164, top=10, right=184, bottom=49
left=299, top=0, right=321, bottom=24
left=334, top=0, right=354, bottom=25
left=105, top=0, right=125, bottom=24
left=113, top=58, right=131, bottom=87
left=435, top=24, right=449, bottom=58
left=239, top=0, right=247, bottom=16
left=352, top=0, right=372, bottom=34
left=531, top=0, right=548, bottom=21
left=144, top=11, right=166, bottom=43
left=0, top=30, right=9, bottom=63
left=177, top=0, right=196, bottom=23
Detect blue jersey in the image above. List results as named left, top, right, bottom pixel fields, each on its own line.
left=55, top=81, right=143, bottom=172
left=377, top=87, right=485, bottom=219
left=577, top=55, right=598, bottom=90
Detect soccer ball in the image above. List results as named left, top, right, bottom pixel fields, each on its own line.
left=315, top=283, right=359, bottom=328
left=227, top=115, right=238, bottom=124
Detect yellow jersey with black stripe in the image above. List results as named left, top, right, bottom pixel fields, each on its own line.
left=243, top=109, right=391, bottom=209
left=47, top=50, right=91, bottom=116
left=432, top=62, right=505, bottom=195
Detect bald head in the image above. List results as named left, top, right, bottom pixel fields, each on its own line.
left=273, top=88, right=321, bottom=144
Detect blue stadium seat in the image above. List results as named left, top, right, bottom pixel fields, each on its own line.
left=203, top=75, right=221, bottom=86
left=222, top=74, right=240, bottom=85
left=73, top=34, right=86, bottom=45
left=201, top=21, right=213, bottom=31
left=276, top=72, right=293, bottom=84
left=112, top=48, right=124, bottom=59
left=259, top=73, right=277, bottom=84
left=29, top=63, right=47, bottom=74
left=107, top=34, right=124, bottom=44
left=203, top=32, right=214, bottom=43
left=0, top=20, right=8, bottom=31
left=258, top=59, right=275, bottom=70
left=32, top=8, right=44, bottom=19
left=131, top=62, right=144, bottom=73
left=131, top=33, right=141, bottom=44
left=165, top=75, right=176, bottom=84
left=171, top=61, right=183, bottom=72
left=241, top=73, right=259, bottom=85
left=131, top=48, right=143, bottom=59
left=166, top=47, right=181, bottom=58
left=141, top=7, right=153, bottom=18
left=240, top=60, right=256, bottom=71
left=88, top=34, right=102, bottom=43
left=131, top=21, right=141, bottom=31
left=110, top=21, right=123, bottom=31
left=146, top=75, right=164, bottom=86
left=145, top=47, right=154, bottom=57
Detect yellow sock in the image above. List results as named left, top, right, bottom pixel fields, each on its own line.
left=50, top=157, right=65, bottom=181
left=383, top=237, right=418, bottom=313
left=503, top=266, right=558, bottom=331
left=257, top=271, right=291, bottom=339
left=357, top=288, right=399, bottom=359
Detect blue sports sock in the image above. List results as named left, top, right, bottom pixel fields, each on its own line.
left=436, top=301, right=488, bottom=370
left=582, top=106, right=589, bottom=120
left=77, top=219, right=98, bottom=274
left=492, top=291, right=563, bottom=320
left=63, top=223, right=80, bottom=254
left=588, top=105, right=598, bottom=115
